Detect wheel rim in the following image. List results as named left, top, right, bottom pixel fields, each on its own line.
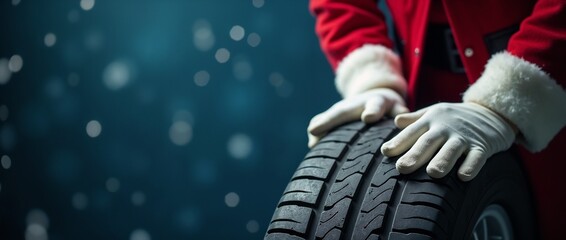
left=472, top=204, right=513, bottom=240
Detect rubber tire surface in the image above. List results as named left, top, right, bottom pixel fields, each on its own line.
left=265, top=120, right=536, bottom=240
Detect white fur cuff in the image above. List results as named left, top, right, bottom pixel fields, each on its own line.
left=463, top=51, right=566, bottom=152
left=335, top=44, right=407, bottom=98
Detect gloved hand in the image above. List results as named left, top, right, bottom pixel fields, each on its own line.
left=308, top=88, right=408, bottom=148
left=381, top=102, right=517, bottom=181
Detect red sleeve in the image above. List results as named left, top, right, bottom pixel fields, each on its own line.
left=507, top=0, right=566, bottom=86
left=309, top=0, right=394, bottom=70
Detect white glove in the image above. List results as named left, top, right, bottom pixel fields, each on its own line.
left=381, top=102, right=517, bottom=181
left=308, top=88, right=408, bottom=148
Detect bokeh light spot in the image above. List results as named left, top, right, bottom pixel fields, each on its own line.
left=130, top=229, right=151, bottom=240
left=8, top=54, right=23, bottom=73
left=252, top=0, right=264, bottom=8
left=173, top=110, right=194, bottom=124
left=26, top=209, right=49, bottom=229
left=215, top=48, right=230, bottom=63
left=229, top=25, right=245, bottom=41
left=72, top=192, right=88, bottom=210
left=80, top=0, right=95, bottom=11
left=86, top=120, right=102, bottom=138
left=193, top=20, right=215, bottom=52
left=25, top=224, right=47, bottom=240
left=131, top=191, right=146, bottom=206
left=0, top=58, right=11, bottom=85
left=193, top=70, right=210, bottom=87
left=277, top=82, right=294, bottom=97
left=44, top=33, right=57, bottom=47
left=269, top=72, right=284, bottom=87
left=169, top=121, right=192, bottom=146
left=12, top=0, right=21, bottom=6
left=269, top=72, right=294, bottom=97
left=246, top=220, right=260, bottom=233
left=105, top=177, right=120, bottom=193
left=233, top=59, right=253, bottom=81
left=1, top=155, right=12, bottom=169
left=84, top=31, right=104, bottom=51
left=225, top=192, right=240, bottom=207
left=247, top=33, right=261, bottom=47
left=103, top=60, right=132, bottom=91
left=227, top=133, right=253, bottom=160
left=67, top=9, right=80, bottom=23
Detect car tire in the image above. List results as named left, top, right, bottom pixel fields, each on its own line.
left=264, top=120, right=536, bottom=240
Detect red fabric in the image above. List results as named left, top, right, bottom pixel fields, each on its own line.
left=439, top=0, right=535, bottom=83
left=520, top=131, right=566, bottom=240
left=506, top=2, right=566, bottom=239
left=385, top=1, right=430, bottom=108
left=309, top=0, right=394, bottom=70
left=508, top=1, right=566, bottom=86
left=413, top=66, right=469, bottom=109
left=309, top=0, right=566, bottom=239
left=428, top=0, right=448, bottom=24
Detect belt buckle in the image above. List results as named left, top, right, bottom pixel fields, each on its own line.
left=443, top=29, right=465, bottom=73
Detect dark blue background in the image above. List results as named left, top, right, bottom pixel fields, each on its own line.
left=0, top=0, right=342, bottom=239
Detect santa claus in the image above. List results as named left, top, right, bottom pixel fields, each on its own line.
left=306, top=0, right=566, bottom=239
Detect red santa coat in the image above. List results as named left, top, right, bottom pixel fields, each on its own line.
left=310, top=0, right=566, bottom=239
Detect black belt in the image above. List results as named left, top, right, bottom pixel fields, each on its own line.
left=422, top=24, right=519, bottom=74
left=423, top=24, right=465, bottom=73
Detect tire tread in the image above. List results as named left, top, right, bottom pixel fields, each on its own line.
left=264, top=120, right=532, bottom=240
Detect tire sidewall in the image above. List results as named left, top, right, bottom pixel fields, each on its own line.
left=452, top=151, right=536, bottom=240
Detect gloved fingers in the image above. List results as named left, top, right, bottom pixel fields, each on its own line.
left=308, top=132, right=322, bottom=148
left=307, top=113, right=326, bottom=136
left=372, top=88, right=408, bottom=117
left=395, top=130, right=446, bottom=174
left=307, top=102, right=363, bottom=136
left=389, top=103, right=410, bottom=117
left=381, top=121, right=429, bottom=157
left=426, top=137, right=467, bottom=178
left=394, top=106, right=429, bottom=129
left=457, top=148, right=488, bottom=182
left=361, top=97, right=388, bottom=123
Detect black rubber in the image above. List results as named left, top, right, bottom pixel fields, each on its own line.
left=265, top=120, right=536, bottom=240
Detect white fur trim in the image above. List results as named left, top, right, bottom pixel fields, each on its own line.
left=335, top=44, right=407, bottom=98
left=463, top=51, right=566, bottom=152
